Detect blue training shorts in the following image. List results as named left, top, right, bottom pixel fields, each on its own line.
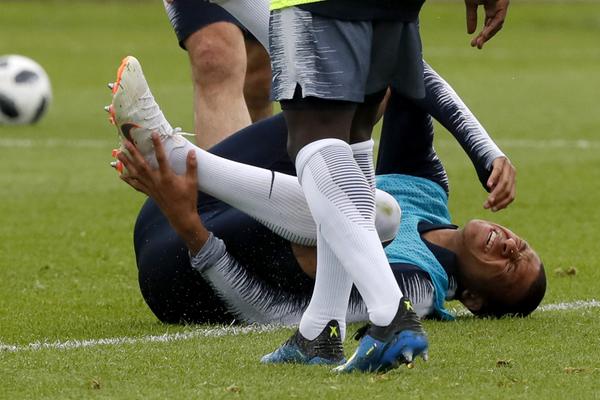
left=269, top=7, right=424, bottom=103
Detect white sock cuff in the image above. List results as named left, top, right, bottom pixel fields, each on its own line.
left=295, top=138, right=351, bottom=182
left=374, top=190, right=402, bottom=244
left=369, top=296, right=402, bottom=327
left=350, top=139, right=374, bottom=154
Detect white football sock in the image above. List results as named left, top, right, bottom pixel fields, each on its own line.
left=352, top=139, right=401, bottom=245
left=296, top=139, right=401, bottom=327
left=351, top=139, right=375, bottom=193
left=167, top=138, right=317, bottom=245
left=164, top=137, right=400, bottom=246
left=298, top=231, right=352, bottom=340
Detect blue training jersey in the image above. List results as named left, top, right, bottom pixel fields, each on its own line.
left=377, top=174, right=455, bottom=320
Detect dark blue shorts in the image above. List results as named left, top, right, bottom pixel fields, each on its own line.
left=270, top=7, right=424, bottom=102
left=163, top=0, right=254, bottom=50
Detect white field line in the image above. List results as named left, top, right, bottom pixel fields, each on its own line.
left=0, top=138, right=112, bottom=149
left=538, top=299, right=600, bottom=312
left=449, top=299, right=600, bottom=317
left=1, top=137, right=600, bottom=150
left=0, top=324, right=281, bottom=354
left=0, top=299, right=598, bottom=354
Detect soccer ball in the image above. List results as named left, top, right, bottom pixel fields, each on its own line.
left=0, top=55, right=52, bottom=125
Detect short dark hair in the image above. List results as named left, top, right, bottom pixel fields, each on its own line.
left=473, top=262, right=547, bottom=318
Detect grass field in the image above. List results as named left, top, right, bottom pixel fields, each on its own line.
left=1, top=1, right=599, bottom=398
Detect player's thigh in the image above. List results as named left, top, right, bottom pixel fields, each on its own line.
left=185, top=22, right=247, bottom=88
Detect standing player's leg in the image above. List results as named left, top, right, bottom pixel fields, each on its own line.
left=164, top=0, right=257, bottom=149
left=243, top=36, right=272, bottom=123
left=349, top=90, right=389, bottom=195
left=262, top=7, right=429, bottom=372
left=185, top=22, right=250, bottom=148
left=332, top=20, right=430, bottom=373
left=260, top=7, right=417, bottom=370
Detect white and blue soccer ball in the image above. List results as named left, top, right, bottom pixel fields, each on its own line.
left=0, top=55, right=52, bottom=125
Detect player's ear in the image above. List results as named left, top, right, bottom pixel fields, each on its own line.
left=459, top=289, right=484, bottom=312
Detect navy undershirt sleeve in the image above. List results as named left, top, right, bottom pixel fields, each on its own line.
left=376, top=88, right=450, bottom=193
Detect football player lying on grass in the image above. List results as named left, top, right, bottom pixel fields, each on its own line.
left=107, top=57, right=546, bottom=333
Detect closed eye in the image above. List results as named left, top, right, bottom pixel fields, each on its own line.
left=506, top=260, right=517, bottom=272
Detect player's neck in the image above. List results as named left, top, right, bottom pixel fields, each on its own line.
left=421, top=228, right=462, bottom=253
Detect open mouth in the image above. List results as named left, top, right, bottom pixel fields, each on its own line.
left=485, top=229, right=498, bottom=252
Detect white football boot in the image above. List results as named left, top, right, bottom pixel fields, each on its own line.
left=106, top=56, right=188, bottom=173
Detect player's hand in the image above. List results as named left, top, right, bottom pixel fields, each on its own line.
left=484, top=156, right=516, bottom=212
left=116, top=133, right=198, bottom=223
left=465, top=0, right=509, bottom=49
left=116, top=134, right=205, bottom=245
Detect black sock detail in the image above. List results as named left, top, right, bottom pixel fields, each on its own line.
left=268, top=170, right=275, bottom=199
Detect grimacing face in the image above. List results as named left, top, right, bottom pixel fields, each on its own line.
left=458, top=219, right=541, bottom=303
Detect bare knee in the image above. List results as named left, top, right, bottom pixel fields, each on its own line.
left=185, top=22, right=247, bottom=94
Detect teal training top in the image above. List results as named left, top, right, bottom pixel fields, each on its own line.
left=377, top=174, right=455, bottom=320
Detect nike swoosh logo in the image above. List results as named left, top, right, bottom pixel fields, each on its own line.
left=120, top=123, right=139, bottom=143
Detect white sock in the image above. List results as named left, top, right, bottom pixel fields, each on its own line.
left=296, top=139, right=401, bottom=327
left=351, top=139, right=375, bottom=193
left=351, top=139, right=401, bottom=244
left=165, top=137, right=400, bottom=246
left=167, top=138, right=317, bottom=245
left=299, top=231, right=352, bottom=340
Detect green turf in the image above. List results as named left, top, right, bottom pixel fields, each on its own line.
left=1, top=1, right=599, bottom=398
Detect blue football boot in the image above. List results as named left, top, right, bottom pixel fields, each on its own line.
left=333, top=297, right=429, bottom=373
left=261, top=320, right=345, bottom=365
